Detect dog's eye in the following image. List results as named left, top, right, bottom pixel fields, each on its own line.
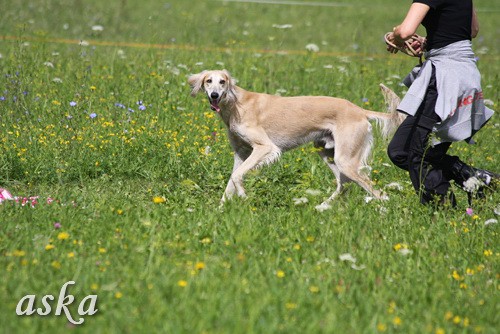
left=206, top=79, right=212, bottom=84
left=220, top=80, right=226, bottom=85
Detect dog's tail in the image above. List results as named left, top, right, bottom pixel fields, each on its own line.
left=364, top=84, right=405, bottom=140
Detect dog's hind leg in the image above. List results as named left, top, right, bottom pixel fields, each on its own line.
left=316, top=144, right=350, bottom=204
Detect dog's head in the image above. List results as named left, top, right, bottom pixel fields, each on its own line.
left=188, top=70, right=236, bottom=112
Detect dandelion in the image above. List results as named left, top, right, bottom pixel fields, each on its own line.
left=153, top=196, right=166, bottom=204
left=98, top=247, right=107, bottom=254
left=114, top=292, right=123, bottom=299
left=392, top=316, right=402, bottom=326
left=57, top=232, right=70, bottom=240
left=90, top=283, right=99, bottom=291
left=200, top=237, right=212, bottom=244
left=377, top=323, right=387, bottom=332
left=435, top=328, right=445, bottom=334
left=276, top=270, right=285, bottom=278
left=444, top=311, right=453, bottom=321
left=12, top=250, right=26, bottom=257
left=177, top=280, right=188, bottom=287
left=51, top=261, right=61, bottom=269
left=45, top=244, right=55, bottom=251
left=452, top=315, right=461, bottom=324
left=67, top=252, right=75, bottom=258
left=195, top=262, right=205, bottom=270
left=285, top=302, right=297, bottom=310
left=309, top=285, right=320, bottom=293
left=483, top=249, right=493, bottom=257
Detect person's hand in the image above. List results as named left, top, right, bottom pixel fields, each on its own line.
left=409, top=36, right=426, bottom=56
left=385, top=32, right=405, bottom=54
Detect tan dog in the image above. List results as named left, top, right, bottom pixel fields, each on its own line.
left=188, top=70, right=403, bottom=205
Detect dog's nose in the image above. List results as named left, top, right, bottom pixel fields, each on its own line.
left=210, top=92, right=219, bottom=100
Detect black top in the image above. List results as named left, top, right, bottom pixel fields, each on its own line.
left=413, top=0, right=473, bottom=50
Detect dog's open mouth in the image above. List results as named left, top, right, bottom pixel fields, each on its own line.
left=210, top=98, right=221, bottom=113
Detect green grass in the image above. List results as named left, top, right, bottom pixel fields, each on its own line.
left=0, top=0, right=499, bottom=333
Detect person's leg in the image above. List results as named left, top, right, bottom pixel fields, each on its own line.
left=391, top=65, right=455, bottom=205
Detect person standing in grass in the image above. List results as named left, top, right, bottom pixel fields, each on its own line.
left=385, top=0, right=498, bottom=207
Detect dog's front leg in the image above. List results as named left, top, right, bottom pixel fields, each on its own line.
left=221, top=148, right=251, bottom=203
left=222, top=144, right=276, bottom=202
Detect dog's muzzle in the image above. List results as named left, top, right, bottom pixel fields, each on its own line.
left=209, top=92, right=222, bottom=113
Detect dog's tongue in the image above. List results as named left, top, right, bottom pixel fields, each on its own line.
left=210, top=100, right=221, bottom=113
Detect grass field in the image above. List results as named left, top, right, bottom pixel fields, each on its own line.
left=0, top=0, right=499, bottom=333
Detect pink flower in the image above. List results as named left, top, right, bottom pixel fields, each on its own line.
left=54, top=222, right=62, bottom=229
left=466, top=208, right=474, bottom=216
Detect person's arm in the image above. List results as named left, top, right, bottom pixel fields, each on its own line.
left=386, top=2, right=429, bottom=54
left=471, top=4, right=479, bottom=38
left=393, top=3, right=430, bottom=44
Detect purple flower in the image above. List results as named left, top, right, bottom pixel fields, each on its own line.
left=128, top=108, right=135, bottom=113
left=139, top=105, right=146, bottom=111
left=362, top=97, right=369, bottom=103
left=115, top=103, right=126, bottom=109
left=89, top=112, right=97, bottom=119
left=54, top=222, right=61, bottom=229
left=0, top=96, right=5, bottom=101
left=70, top=101, right=77, bottom=107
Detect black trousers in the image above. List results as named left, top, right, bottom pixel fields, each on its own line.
left=387, top=66, right=460, bottom=204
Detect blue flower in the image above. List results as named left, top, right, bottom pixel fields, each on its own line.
left=70, top=101, right=77, bottom=107
left=139, top=105, right=146, bottom=111
left=89, top=113, right=97, bottom=119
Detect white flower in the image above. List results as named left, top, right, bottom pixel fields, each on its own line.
left=364, top=196, right=374, bottom=203
left=339, top=253, right=356, bottom=263
left=52, top=78, right=63, bottom=83
left=204, top=146, right=211, bottom=155
left=79, top=40, right=90, bottom=46
left=484, top=99, right=494, bottom=106
left=398, top=248, right=413, bottom=256
left=305, top=189, right=322, bottom=196
left=484, top=219, right=497, bottom=226
left=293, top=197, right=308, bottom=205
left=386, top=182, right=403, bottom=191
left=351, top=264, right=366, bottom=270
left=463, top=177, right=484, bottom=192
left=305, top=43, right=320, bottom=52
left=272, top=24, right=293, bottom=29
left=315, top=202, right=331, bottom=212
left=91, top=25, right=104, bottom=32
left=43, top=61, right=54, bottom=68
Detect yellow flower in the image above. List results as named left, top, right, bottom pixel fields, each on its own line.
left=195, top=262, right=205, bottom=270
left=309, top=285, right=320, bottom=293
left=45, top=244, right=55, bottom=251
left=285, top=302, right=298, bottom=310
left=90, top=283, right=99, bottom=291
left=392, top=316, right=402, bottom=326
left=67, top=252, right=75, bottom=258
left=453, top=315, right=461, bottom=324
left=435, top=328, right=445, bottom=334
left=115, top=292, right=123, bottom=299
left=153, top=196, right=166, bottom=204
left=377, top=323, right=387, bottom=332
left=276, top=270, right=285, bottom=278
left=201, top=237, right=212, bottom=244
left=483, top=249, right=493, bottom=257
left=306, top=236, right=315, bottom=242
left=12, top=250, right=26, bottom=257
left=116, top=209, right=123, bottom=215
left=57, top=232, right=70, bottom=240
left=177, top=280, right=188, bottom=287
left=444, top=311, right=453, bottom=321
left=99, top=247, right=107, bottom=254
left=51, top=261, right=61, bottom=269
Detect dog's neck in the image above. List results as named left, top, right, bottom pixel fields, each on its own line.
left=217, top=86, right=243, bottom=126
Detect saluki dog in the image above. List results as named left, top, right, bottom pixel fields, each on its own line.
left=188, top=70, right=403, bottom=205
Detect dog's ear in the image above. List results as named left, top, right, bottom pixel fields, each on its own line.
left=188, top=71, right=207, bottom=97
